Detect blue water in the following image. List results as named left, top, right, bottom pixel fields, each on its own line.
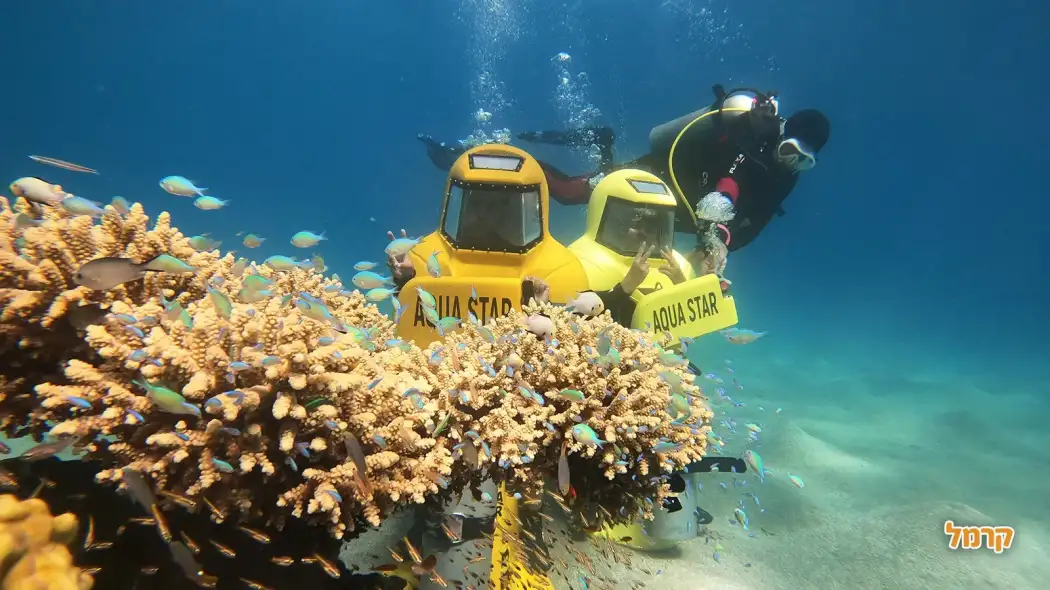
left=4, top=0, right=1049, bottom=587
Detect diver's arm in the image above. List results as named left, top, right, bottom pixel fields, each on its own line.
left=725, top=175, right=796, bottom=252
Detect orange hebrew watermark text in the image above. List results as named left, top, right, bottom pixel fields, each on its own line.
left=944, top=520, right=1015, bottom=554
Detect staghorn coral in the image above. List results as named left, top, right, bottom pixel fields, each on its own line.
left=422, top=303, right=713, bottom=524
left=0, top=494, right=93, bottom=590
left=3, top=200, right=453, bottom=537
left=1, top=194, right=711, bottom=542
left=0, top=196, right=204, bottom=434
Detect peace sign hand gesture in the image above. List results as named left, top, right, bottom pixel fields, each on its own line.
left=659, top=247, right=688, bottom=284
left=620, top=242, right=654, bottom=294
left=385, top=229, right=416, bottom=283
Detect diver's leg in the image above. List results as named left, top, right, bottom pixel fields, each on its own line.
left=519, top=127, right=615, bottom=151
left=417, top=134, right=465, bottom=171
left=537, top=160, right=595, bottom=206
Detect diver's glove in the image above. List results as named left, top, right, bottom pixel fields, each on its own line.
left=695, top=177, right=739, bottom=224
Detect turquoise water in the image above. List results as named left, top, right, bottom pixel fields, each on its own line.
left=3, top=1, right=1048, bottom=588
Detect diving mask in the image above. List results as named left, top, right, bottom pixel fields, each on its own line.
left=775, top=137, right=816, bottom=171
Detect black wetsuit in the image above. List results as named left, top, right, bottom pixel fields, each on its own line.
left=417, top=112, right=796, bottom=252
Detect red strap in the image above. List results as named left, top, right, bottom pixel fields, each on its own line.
left=716, top=177, right=739, bottom=203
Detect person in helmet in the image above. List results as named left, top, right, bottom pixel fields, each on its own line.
left=418, top=85, right=830, bottom=254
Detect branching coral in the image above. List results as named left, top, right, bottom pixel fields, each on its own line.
left=422, top=303, right=713, bottom=524
left=0, top=196, right=202, bottom=432
left=0, top=193, right=712, bottom=543
left=1, top=197, right=450, bottom=538
left=0, top=494, right=93, bottom=590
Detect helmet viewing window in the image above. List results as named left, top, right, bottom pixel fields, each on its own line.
left=595, top=196, right=675, bottom=257
left=468, top=153, right=525, bottom=172
left=442, top=181, right=543, bottom=253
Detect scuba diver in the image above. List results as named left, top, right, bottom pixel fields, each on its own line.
left=418, top=85, right=830, bottom=253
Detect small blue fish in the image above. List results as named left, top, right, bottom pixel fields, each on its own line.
left=212, top=458, right=235, bottom=473
left=352, top=270, right=392, bottom=290
left=228, top=361, right=251, bottom=373
left=193, top=196, right=228, bottom=211
left=290, top=230, right=326, bottom=248
left=372, top=435, right=387, bottom=449
left=159, top=175, right=207, bottom=197
left=129, top=349, right=148, bottom=362
left=385, top=236, right=419, bottom=257
left=368, top=378, right=383, bottom=389
left=318, top=336, right=336, bottom=346
left=326, top=489, right=343, bottom=503
left=108, top=313, right=137, bottom=325
left=353, top=261, right=377, bottom=271
left=571, top=424, right=606, bottom=447
left=426, top=251, right=442, bottom=278
left=124, top=325, right=145, bottom=339
left=60, top=196, right=105, bottom=217
left=64, top=395, right=92, bottom=409
left=207, top=286, right=233, bottom=319
left=264, top=255, right=304, bottom=272
left=260, top=356, right=281, bottom=367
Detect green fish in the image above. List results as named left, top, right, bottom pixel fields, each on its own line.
left=238, top=288, right=272, bottom=304
left=415, top=286, right=437, bottom=310
left=435, top=316, right=461, bottom=336
left=264, top=255, right=302, bottom=272
left=188, top=235, right=221, bottom=251
left=145, top=254, right=196, bottom=274
left=290, top=230, right=326, bottom=248
left=230, top=258, right=249, bottom=276
left=668, top=394, right=692, bottom=423
left=745, top=449, right=765, bottom=482
left=657, top=348, right=687, bottom=367
left=208, top=286, right=232, bottom=319
left=242, top=234, right=265, bottom=248
left=734, top=507, right=749, bottom=531
left=133, top=377, right=200, bottom=417
left=422, top=305, right=440, bottom=326
left=652, top=440, right=682, bottom=453
left=571, top=424, right=606, bottom=448
left=241, top=274, right=273, bottom=292
left=556, top=388, right=585, bottom=402
left=426, top=251, right=442, bottom=278
left=432, top=413, right=451, bottom=437
left=365, top=288, right=396, bottom=303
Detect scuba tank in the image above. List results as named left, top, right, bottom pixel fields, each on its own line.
left=647, top=85, right=780, bottom=158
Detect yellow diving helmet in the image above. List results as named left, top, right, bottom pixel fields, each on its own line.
left=394, top=144, right=588, bottom=349
left=569, top=169, right=738, bottom=348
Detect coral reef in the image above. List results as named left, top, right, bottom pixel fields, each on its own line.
left=425, top=304, right=713, bottom=524
left=0, top=194, right=712, bottom=543
left=0, top=493, right=93, bottom=590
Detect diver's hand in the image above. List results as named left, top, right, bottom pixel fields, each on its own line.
left=620, top=242, right=653, bottom=294
left=385, top=229, right=416, bottom=283
left=686, top=248, right=715, bottom=276
left=659, top=247, right=688, bottom=284
left=522, top=275, right=551, bottom=304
